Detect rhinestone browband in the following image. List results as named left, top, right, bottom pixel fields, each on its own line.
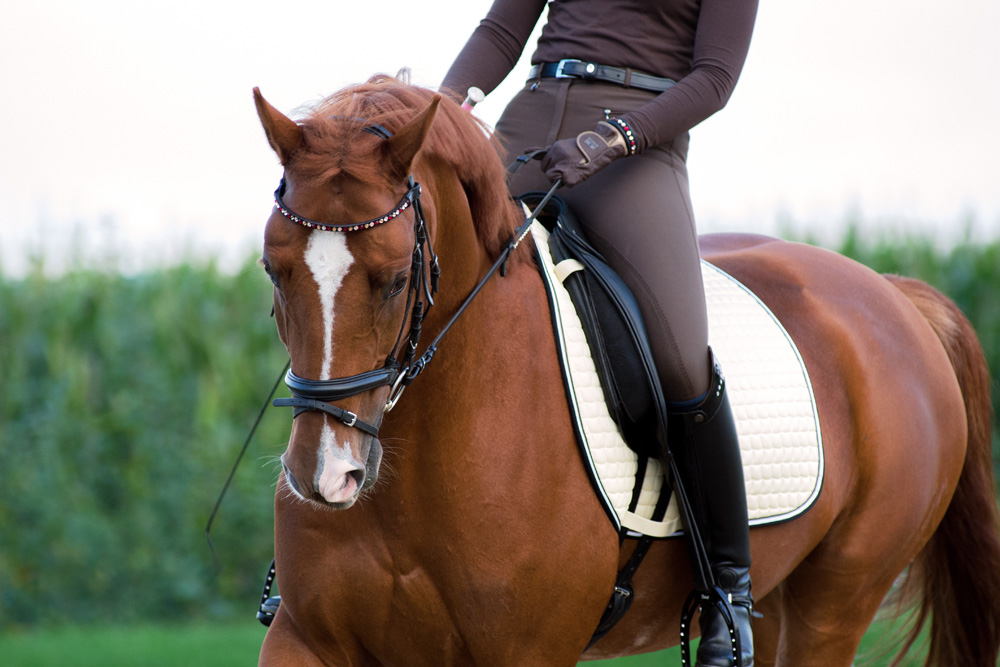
left=273, top=177, right=417, bottom=233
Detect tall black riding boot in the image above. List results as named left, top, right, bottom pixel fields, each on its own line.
left=667, top=355, right=754, bottom=667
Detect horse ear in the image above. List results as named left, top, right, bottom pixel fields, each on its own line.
left=254, top=87, right=303, bottom=165
left=383, top=94, right=441, bottom=179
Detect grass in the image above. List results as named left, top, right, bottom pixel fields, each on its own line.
left=0, top=618, right=930, bottom=666
left=0, top=622, right=268, bottom=667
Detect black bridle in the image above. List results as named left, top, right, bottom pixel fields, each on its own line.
left=269, top=127, right=558, bottom=437
left=271, top=180, right=437, bottom=438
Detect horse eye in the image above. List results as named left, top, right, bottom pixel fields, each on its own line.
left=262, top=259, right=280, bottom=287
left=388, top=275, right=408, bottom=298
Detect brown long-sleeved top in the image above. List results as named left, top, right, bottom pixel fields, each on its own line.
left=442, top=0, right=757, bottom=151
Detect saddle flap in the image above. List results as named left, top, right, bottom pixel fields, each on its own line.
left=519, top=192, right=665, bottom=459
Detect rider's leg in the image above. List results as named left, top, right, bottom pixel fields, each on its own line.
left=498, top=78, right=754, bottom=666
left=561, top=148, right=754, bottom=667
left=667, top=355, right=754, bottom=667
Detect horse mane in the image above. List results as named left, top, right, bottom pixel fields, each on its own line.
left=293, top=74, right=524, bottom=260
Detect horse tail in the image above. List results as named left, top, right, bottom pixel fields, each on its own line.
left=884, top=274, right=1000, bottom=667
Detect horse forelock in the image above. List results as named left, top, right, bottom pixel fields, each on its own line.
left=292, top=75, right=525, bottom=263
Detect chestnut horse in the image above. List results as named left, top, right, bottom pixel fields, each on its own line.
left=252, top=76, right=1000, bottom=666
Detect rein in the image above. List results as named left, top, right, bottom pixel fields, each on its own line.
left=384, top=177, right=560, bottom=406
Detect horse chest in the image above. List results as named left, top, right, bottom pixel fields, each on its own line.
left=347, top=564, right=520, bottom=664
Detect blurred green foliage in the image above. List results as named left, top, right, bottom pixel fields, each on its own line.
left=0, top=231, right=997, bottom=629
left=0, top=258, right=289, bottom=627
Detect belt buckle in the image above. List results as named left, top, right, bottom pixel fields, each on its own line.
left=554, top=59, right=583, bottom=78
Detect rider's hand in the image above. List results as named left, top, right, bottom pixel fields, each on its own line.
left=541, top=121, right=631, bottom=187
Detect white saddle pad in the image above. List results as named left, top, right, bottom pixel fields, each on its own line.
left=532, top=223, right=823, bottom=538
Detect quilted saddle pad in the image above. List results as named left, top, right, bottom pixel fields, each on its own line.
left=532, top=222, right=824, bottom=538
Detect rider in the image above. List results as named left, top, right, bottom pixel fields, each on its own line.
left=442, top=0, right=758, bottom=664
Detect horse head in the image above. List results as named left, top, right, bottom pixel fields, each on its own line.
left=254, top=83, right=440, bottom=509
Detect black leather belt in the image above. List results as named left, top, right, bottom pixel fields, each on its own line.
left=528, top=60, right=675, bottom=93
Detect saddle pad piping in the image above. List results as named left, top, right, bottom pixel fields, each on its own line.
left=533, top=235, right=624, bottom=532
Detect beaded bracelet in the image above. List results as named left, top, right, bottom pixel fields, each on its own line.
left=609, top=117, right=638, bottom=156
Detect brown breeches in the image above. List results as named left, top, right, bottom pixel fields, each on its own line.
left=497, top=78, right=711, bottom=401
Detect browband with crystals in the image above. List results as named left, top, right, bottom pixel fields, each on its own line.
left=273, top=177, right=419, bottom=233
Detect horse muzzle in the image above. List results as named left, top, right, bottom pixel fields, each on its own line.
left=281, top=431, right=382, bottom=509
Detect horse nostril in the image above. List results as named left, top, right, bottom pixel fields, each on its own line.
left=282, top=464, right=305, bottom=498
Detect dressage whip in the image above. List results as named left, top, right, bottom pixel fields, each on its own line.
left=204, top=359, right=290, bottom=571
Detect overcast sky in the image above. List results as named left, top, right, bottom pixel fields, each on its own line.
left=2, top=0, right=998, bottom=275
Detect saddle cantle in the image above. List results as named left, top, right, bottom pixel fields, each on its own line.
left=523, top=194, right=824, bottom=539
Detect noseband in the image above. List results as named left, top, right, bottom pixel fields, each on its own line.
left=270, top=123, right=439, bottom=437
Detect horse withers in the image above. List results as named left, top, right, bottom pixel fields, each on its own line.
left=253, top=75, right=1000, bottom=666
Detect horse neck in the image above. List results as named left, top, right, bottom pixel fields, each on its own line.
left=374, top=171, right=576, bottom=516
left=426, top=174, right=495, bottom=316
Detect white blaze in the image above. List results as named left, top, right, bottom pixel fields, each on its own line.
left=304, top=231, right=354, bottom=380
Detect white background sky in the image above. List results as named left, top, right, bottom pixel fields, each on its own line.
left=2, top=0, right=998, bottom=275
